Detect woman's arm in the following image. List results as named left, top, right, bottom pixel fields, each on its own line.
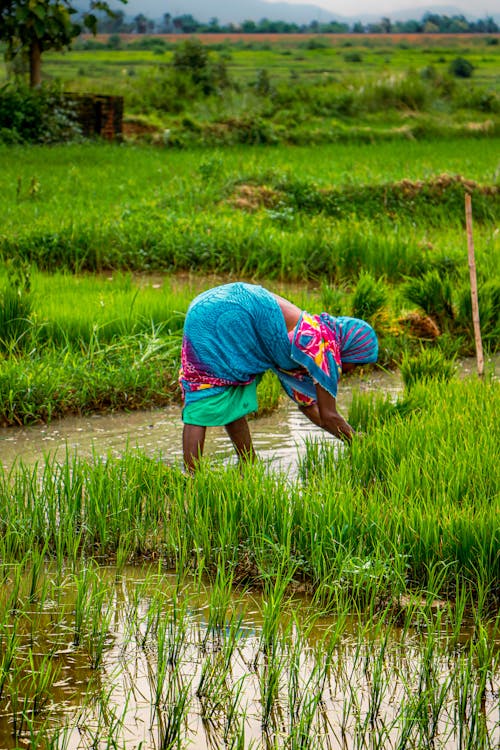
left=272, top=293, right=302, bottom=332
left=299, top=384, right=355, bottom=443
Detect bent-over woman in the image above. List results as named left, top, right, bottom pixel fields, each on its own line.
left=179, top=282, right=378, bottom=471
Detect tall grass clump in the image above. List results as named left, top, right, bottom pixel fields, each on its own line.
left=400, top=347, right=457, bottom=389
left=350, top=270, right=388, bottom=322
left=0, top=261, right=32, bottom=352
left=402, top=269, right=455, bottom=330
left=455, top=277, right=500, bottom=346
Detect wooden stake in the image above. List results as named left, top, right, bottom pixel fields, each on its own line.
left=465, top=193, right=484, bottom=377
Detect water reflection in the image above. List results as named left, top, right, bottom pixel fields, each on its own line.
left=0, top=563, right=497, bottom=750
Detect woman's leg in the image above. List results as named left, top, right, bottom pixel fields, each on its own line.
left=225, top=416, right=255, bottom=463
left=183, top=424, right=206, bottom=473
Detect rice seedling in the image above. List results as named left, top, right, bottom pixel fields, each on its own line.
left=0, top=556, right=497, bottom=749
left=350, top=270, right=388, bottom=323
left=155, top=665, right=192, bottom=750
left=402, top=269, right=455, bottom=330
left=0, top=623, right=18, bottom=701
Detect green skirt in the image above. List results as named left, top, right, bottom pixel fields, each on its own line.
left=182, top=380, right=258, bottom=427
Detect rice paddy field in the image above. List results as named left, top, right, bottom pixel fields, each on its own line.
left=0, top=33, right=499, bottom=750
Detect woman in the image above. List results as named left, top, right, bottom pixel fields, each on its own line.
left=179, top=282, right=378, bottom=471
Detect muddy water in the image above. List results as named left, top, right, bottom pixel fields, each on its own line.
left=0, top=564, right=498, bottom=750
left=0, top=367, right=402, bottom=473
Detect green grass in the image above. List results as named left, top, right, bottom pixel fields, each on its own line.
left=1, top=141, right=498, bottom=281
left=30, top=35, right=500, bottom=94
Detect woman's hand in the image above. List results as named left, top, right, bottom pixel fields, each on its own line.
left=300, top=384, right=355, bottom=444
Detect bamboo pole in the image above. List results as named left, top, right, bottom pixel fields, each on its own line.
left=464, top=193, right=484, bottom=378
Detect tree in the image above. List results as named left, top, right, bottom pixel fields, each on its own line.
left=207, top=17, right=220, bottom=32
left=173, top=14, right=198, bottom=33
left=173, top=37, right=209, bottom=84
left=379, top=17, right=392, bottom=33
left=0, top=1, right=126, bottom=88
left=133, top=13, right=148, bottom=34
left=241, top=20, right=257, bottom=33
left=96, top=9, right=126, bottom=34
left=162, top=13, right=173, bottom=33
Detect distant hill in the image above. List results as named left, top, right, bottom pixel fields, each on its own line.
left=103, top=1, right=499, bottom=25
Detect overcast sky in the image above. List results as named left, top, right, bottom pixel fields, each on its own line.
left=106, top=0, right=499, bottom=23
left=266, top=0, right=497, bottom=17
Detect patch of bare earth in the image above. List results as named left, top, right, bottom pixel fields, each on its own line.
left=227, top=184, right=285, bottom=212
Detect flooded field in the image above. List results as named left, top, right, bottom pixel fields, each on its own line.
left=0, top=362, right=498, bottom=750
left=0, top=563, right=498, bottom=750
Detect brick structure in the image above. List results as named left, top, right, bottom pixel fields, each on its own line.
left=65, top=93, right=124, bottom=140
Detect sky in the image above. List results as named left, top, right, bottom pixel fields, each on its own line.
left=266, top=0, right=497, bottom=17
left=104, top=0, right=500, bottom=23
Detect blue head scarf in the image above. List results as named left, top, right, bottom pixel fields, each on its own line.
left=320, top=314, right=378, bottom=364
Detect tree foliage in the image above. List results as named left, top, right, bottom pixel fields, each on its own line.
left=0, top=0, right=126, bottom=87
left=92, top=10, right=498, bottom=36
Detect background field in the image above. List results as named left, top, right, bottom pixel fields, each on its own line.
left=2, top=33, right=498, bottom=145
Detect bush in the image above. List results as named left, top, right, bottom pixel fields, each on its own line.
left=255, top=69, right=272, bottom=97
left=173, top=38, right=218, bottom=95
left=0, top=84, right=81, bottom=144
left=107, top=34, right=122, bottom=50
left=449, top=57, right=474, bottom=78
left=343, top=51, right=363, bottom=63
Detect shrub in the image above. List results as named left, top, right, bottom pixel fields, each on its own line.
left=343, top=51, right=363, bottom=63
left=173, top=38, right=215, bottom=95
left=107, top=34, right=122, bottom=50
left=0, top=84, right=81, bottom=144
left=453, top=88, right=499, bottom=114
left=255, top=69, right=272, bottom=97
left=449, top=57, right=474, bottom=78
